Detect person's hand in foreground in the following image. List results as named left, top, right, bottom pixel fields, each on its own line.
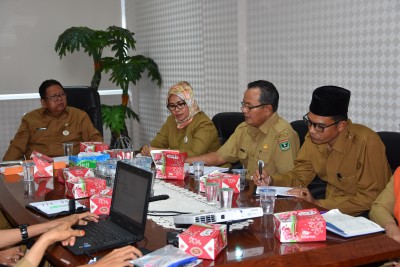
left=81, top=245, right=143, bottom=267
left=55, top=212, right=99, bottom=227
left=0, top=246, right=24, bottom=266
left=286, top=187, right=318, bottom=205
left=22, top=216, right=86, bottom=266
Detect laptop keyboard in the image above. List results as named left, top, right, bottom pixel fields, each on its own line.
left=75, top=220, right=129, bottom=247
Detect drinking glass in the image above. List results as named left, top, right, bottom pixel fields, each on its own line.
left=192, top=161, right=204, bottom=180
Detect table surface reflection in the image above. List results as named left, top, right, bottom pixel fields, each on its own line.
left=1, top=174, right=400, bottom=266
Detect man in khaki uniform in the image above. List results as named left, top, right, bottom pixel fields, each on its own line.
left=254, top=86, right=391, bottom=216
left=3, top=79, right=102, bottom=161
left=187, top=80, right=300, bottom=180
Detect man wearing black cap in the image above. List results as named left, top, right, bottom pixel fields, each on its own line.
left=253, top=85, right=391, bottom=216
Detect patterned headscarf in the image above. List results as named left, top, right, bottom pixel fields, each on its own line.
left=167, top=81, right=201, bottom=129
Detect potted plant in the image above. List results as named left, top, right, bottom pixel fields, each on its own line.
left=55, top=25, right=162, bottom=147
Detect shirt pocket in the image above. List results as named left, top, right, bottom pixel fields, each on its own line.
left=30, top=125, right=51, bottom=139
left=337, top=175, right=356, bottom=194
left=238, top=149, right=248, bottom=161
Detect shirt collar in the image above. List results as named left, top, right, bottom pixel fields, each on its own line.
left=258, top=112, right=278, bottom=134
left=41, top=106, right=70, bottom=117
left=330, top=119, right=353, bottom=153
left=316, top=119, right=352, bottom=154
left=247, top=112, right=278, bottom=136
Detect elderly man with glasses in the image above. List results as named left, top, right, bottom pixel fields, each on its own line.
left=187, top=80, right=300, bottom=180
left=3, top=79, right=102, bottom=161
left=253, top=86, right=391, bottom=216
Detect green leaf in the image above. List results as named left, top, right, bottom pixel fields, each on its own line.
left=101, top=104, right=139, bottom=135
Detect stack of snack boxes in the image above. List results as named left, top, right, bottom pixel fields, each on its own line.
left=65, top=177, right=107, bottom=199
left=151, top=150, right=188, bottom=179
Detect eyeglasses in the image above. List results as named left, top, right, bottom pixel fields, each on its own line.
left=303, top=114, right=341, bottom=133
left=45, top=93, right=67, bottom=102
left=240, top=102, right=268, bottom=111
left=167, top=101, right=186, bottom=111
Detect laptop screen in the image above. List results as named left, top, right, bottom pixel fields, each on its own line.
left=111, top=162, right=152, bottom=228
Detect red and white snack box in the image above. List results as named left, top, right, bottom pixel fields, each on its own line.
left=80, top=142, right=109, bottom=153
left=33, top=177, right=54, bottom=197
left=65, top=177, right=107, bottom=199
left=105, top=149, right=135, bottom=160
left=151, top=150, right=188, bottom=180
left=90, top=189, right=113, bottom=215
left=179, top=224, right=227, bottom=260
left=273, top=208, right=326, bottom=243
left=31, top=151, right=53, bottom=178
left=199, top=172, right=240, bottom=193
left=57, top=166, right=95, bottom=183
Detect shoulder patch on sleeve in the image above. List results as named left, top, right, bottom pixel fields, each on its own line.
left=278, top=139, right=290, bottom=151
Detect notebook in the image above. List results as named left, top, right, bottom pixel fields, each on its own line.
left=67, top=161, right=152, bottom=255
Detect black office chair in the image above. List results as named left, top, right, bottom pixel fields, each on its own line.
left=64, top=86, right=103, bottom=136
left=377, top=131, right=400, bottom=173
left=212, top=112, right=245, bottom=169
left=212, top=112, right=245, bottom=145
left=290, top=120, right=308, bottom=146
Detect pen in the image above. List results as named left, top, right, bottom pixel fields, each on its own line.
left=258, top=160, right=264, bottom=182
left=36, top=127, right=47, bottom=131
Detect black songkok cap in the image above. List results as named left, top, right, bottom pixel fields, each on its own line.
left=309, top=86, right=351, bottom=116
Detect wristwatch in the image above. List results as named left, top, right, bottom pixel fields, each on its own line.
left=19, top=224, right=29, bottom=244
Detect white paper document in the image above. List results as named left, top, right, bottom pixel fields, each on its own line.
left=255, top=186, right=294, bottom=197
left=189, top=166, right=229, bottom=175
left=322, top=209, right=384, bottom=238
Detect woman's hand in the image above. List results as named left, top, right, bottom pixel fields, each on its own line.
left=39, top=220, right=85, bottom=247
left=53, top=212, right=99, bottom=227
left=140, top=145, right=151, bottom=156
left=22, top=220, right=85, bottom=267
left=0, top=246, right=24, bottom=266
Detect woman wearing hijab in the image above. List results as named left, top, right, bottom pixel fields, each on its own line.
left=141, top=81, right=220, bottom=157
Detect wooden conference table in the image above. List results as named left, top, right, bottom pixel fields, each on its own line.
left=2, top=174, right=400, bottom=267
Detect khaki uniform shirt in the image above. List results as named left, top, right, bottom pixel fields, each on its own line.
left=271, top=120, right=391, bottom=216
left=3, top=107, right=102, bottom=161
left=369, top=172, right=397, bottom=228
left=150, top=111, right=221, bottom=157
left=217, top=113, right=300, bottom=180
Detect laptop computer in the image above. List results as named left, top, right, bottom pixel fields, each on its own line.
left=67, top=161, right=152, bottom=255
